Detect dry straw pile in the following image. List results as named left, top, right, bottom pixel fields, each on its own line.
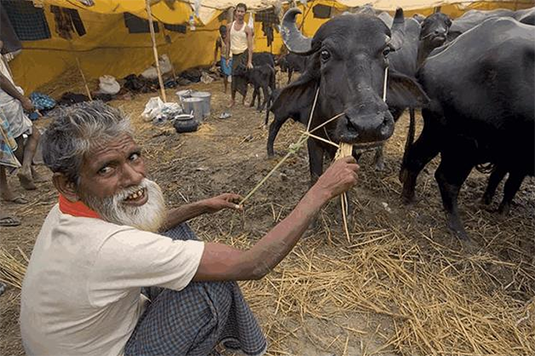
left=225, top=224, right=535, bottom=356
left=0, top=247, right=28, bottom=290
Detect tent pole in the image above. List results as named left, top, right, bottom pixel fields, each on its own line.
left=72, top=48, right=92, bottom=101
left=145, top=0, right=167, bottom=102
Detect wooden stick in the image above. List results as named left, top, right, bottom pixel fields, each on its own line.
left=146, top=0, right=167, bottom=102
left=75, top=55, right=92, bottom=101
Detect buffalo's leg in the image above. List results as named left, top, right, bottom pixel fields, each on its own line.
left=257, top=85, right=266, bottom=112
left=250, top=86, right=258, bottom=108
left=400, top=114, right=441, bottom=204
left=482, top=165, right=507, bottom=205
left=498, top=171, right=526, bottom=215
left=434, top=153, right=473, bottom=240
left=307, top=138, right=324, bottom=187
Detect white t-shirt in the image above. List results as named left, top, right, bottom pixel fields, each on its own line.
left=20, top=205, right=205, bottom=356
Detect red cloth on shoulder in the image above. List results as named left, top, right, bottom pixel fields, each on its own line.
left=58, top=194, right=100, bottom=219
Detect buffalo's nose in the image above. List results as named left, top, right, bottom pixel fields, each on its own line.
left=344, top=108, right=394, bottom=143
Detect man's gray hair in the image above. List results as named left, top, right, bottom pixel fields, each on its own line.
left=42, top=101, right=133, bottom=185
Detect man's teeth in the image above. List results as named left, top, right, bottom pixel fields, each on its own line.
left=125, top=189, right=144, bottom=201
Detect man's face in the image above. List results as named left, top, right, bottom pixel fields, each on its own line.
left=220, top=27, right=227, bottom=39
left=76, top=134, right=166, bottom=231
left=235, top=7, right=246, bottom=21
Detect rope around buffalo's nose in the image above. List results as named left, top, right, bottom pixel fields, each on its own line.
left=239, top=66, right=390, bottom=234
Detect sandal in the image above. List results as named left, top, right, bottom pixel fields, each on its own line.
left=2, top=197, right=29, bottom=205
left=0, top=216, right=21, bottom=227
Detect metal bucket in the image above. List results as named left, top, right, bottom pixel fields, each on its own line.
left=190, top=91, right=211, bottom=119
left=176, top=89, right=192, bottom=106
left=181, top=97, right=204, bottom=122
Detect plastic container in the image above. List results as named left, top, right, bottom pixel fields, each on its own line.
left=181, top=97, right=204, bottom=122
left=190, top=91, right=211, bottom=119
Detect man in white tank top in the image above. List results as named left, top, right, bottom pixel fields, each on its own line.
left=224, top=3, right=254, bottom=107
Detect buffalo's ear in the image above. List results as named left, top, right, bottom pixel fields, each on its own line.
left=447, top=30, right=462, bottom=42
left=386, top=71, right=429, bottom=108
left=270, top=63, right=320, bottom=121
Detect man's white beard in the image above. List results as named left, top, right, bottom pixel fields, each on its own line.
left=83, top=179, right=167, bottom=232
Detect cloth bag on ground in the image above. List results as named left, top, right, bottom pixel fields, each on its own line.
left=98, top=75, right=121, bottom=95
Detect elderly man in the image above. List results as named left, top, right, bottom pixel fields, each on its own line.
left=20, top=101, right=359, bottom=356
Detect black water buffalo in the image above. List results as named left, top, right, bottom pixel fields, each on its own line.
left=515, top=6, right=535, bottom=25
left=373, top=12, right=452, bottom=171
left=267, top=8, right=428, bottom=185
left=278, top=52, right=308, bottom=83
left=252, top=52, right=276, bottom=68
left=235, top=63, right=276, bottom=112
left=400, top=18, right=534, bottom=239
left=448, top=7, right=534, bottom=41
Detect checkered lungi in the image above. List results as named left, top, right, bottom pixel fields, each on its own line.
left=124, top=223, right=267, bottom=356
left=231, top=51, right=249, bottom=97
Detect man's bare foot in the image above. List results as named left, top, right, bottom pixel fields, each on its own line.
left=228, top=101, right=235, bottom=108
left=18, top=170, right=37, bottom=190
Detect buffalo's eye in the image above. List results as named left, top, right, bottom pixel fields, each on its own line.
left=320, top=50, right=331, bottom=62
left=382, top=47, right=391, bottom=57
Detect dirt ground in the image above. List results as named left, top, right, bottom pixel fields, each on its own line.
left=1, top=77, right=534, bottom=356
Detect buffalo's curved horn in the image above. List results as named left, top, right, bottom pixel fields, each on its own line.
left=390, top=8, right=405, bottom=50
left=282, top=8, right=313, bottom=54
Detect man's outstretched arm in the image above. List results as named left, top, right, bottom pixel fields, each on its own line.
left=160, top=193, right=242, bottom=231
left=193, top=157, right=359, bottom=282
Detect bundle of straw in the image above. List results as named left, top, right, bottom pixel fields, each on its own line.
left=0, top=248, right=28, bottom=290
left=335, top=143, right=353, bottom=242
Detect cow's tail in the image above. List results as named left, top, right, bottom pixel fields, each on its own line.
left=265, top=104, right=271, bottom=126
left=401, top=108, right=416, bottom=169
left=265, top=69, right=277, bottom=127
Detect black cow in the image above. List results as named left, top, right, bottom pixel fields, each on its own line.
left=252, top=52, right=276, bottom=68
left=373, top=12, right=452, bottom=171
left=400, top=18, right=534, bottom=239
left=267, top=8, right=428, bottom=186
left=235, top=63, right=276, bottom=112
left=447, top=7, right=535, bottom=41
left=515, top=6, right=535, bottom=25
left=278, top=52, right=308, bottom=83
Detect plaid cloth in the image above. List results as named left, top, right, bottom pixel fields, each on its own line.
left=0, top=111, right=20, bottom=170
left=231, top=51, right=249, bottom=97
left=124, top=223, right=267, bottom=356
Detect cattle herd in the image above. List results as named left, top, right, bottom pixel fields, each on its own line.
left=238, top=6, right=534, bottom=241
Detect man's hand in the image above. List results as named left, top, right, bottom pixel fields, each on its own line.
left=21, top=97, right=34, bottom=112
left=201, top=193, right=243, bottom=213
left=247, top=62, right=253, bottom=69
left=311, top=156, right=359, bottom=202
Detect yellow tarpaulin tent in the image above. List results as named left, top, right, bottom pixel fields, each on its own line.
left=6, top=0, right=533, bottom=94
